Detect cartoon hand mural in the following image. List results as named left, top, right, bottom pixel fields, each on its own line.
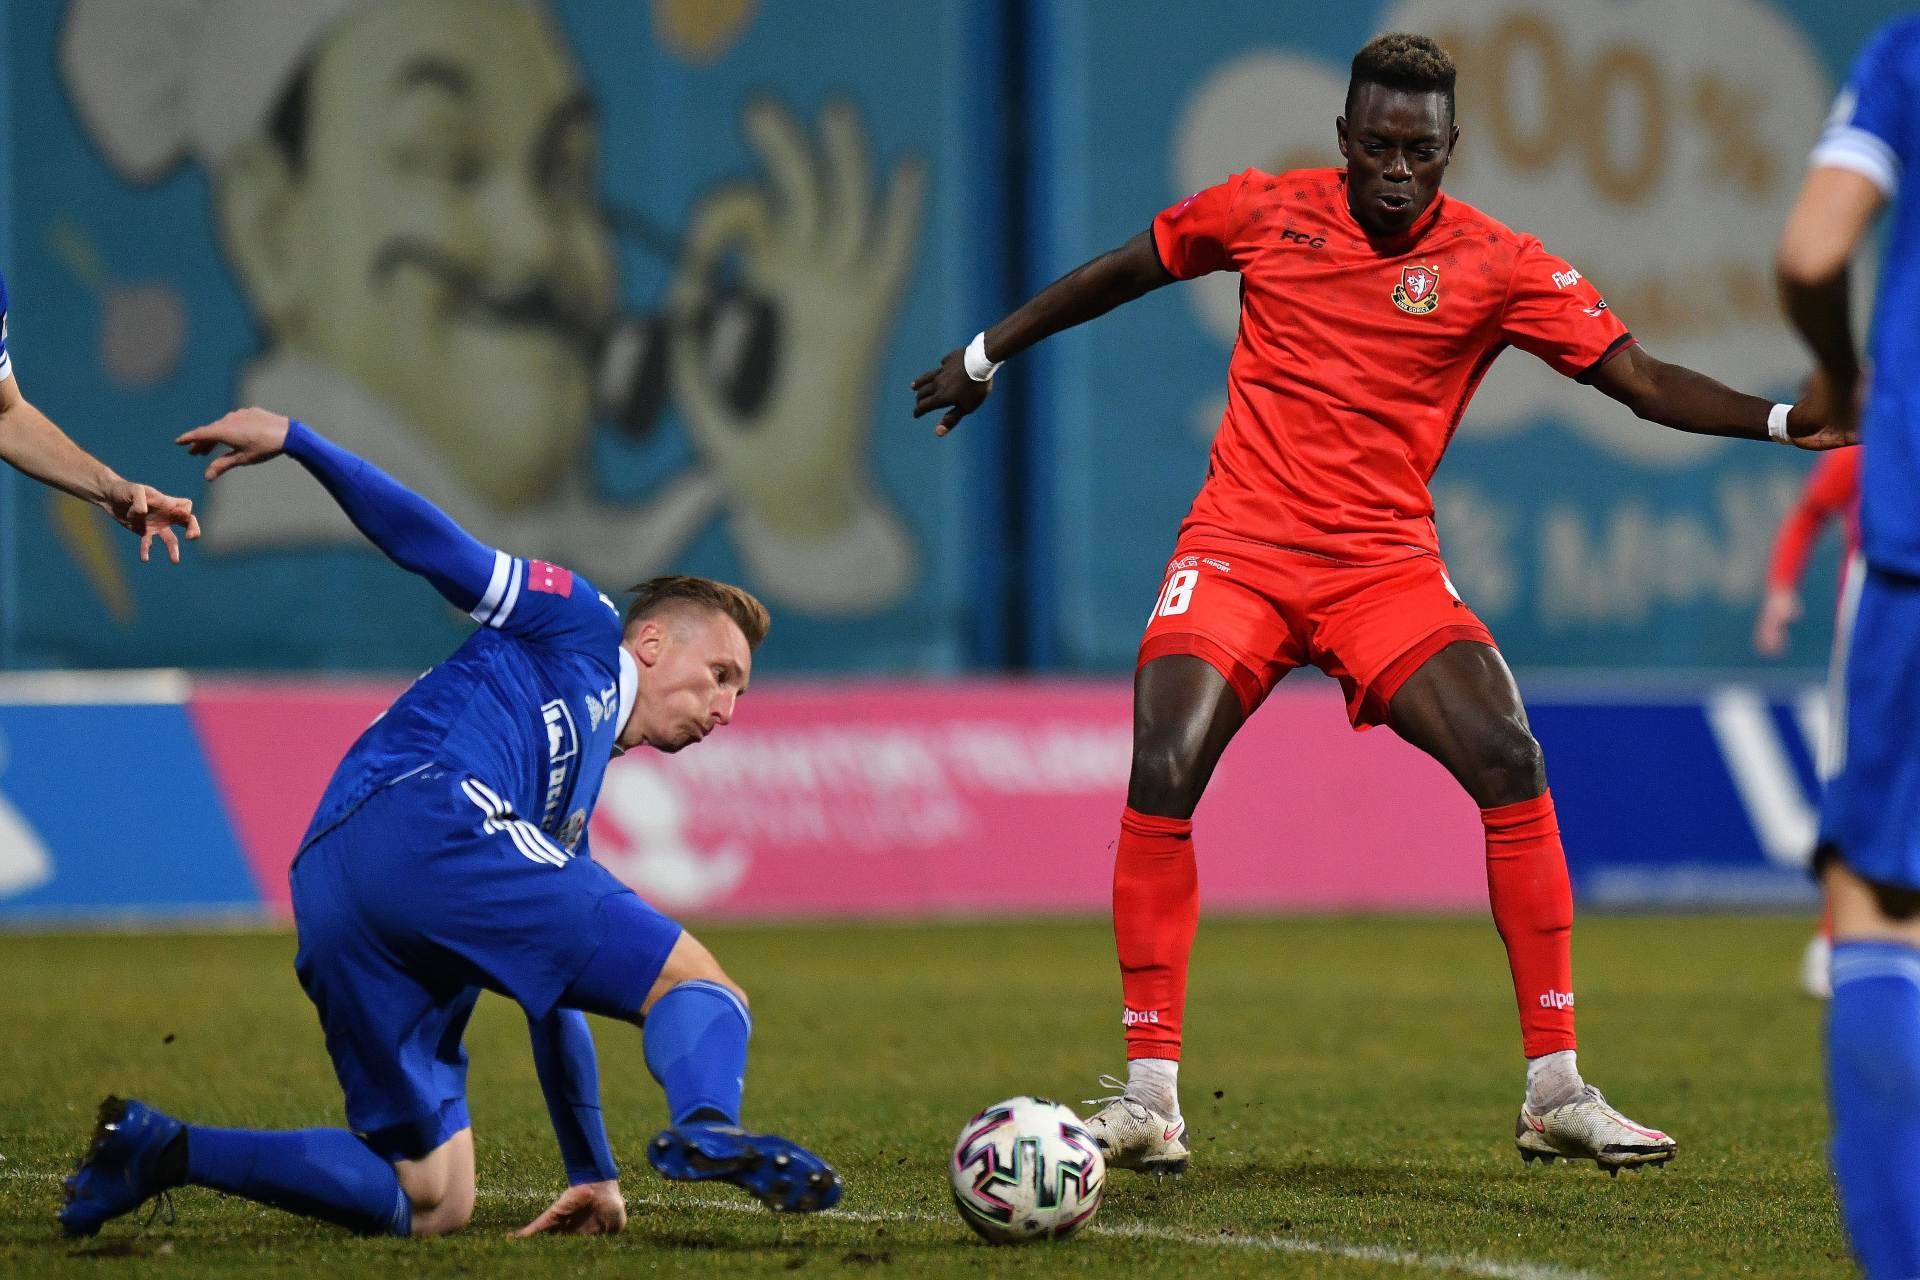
left=671, top=98, right=925, bottom=615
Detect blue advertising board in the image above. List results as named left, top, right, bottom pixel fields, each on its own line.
left=1530, top=685, right=1827, bottom=907
left=0, top=692, right=257, bottom=922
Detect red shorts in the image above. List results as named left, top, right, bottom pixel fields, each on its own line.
left=1137, top=534, right=1497, bottom=728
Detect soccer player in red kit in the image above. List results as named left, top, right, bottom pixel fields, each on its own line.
left=913, top=33, right=1856, bottom=1176
left=1757, top=448, right=1863, bottom=664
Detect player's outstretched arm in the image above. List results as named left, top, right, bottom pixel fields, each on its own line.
left=517, top=1008, right=625, bottom=1236
left=911, top=231, right=1174, bottom=435
left=1586, top=344, right=1857, bottom=452
left=1775, top=166, right=1886, bottom=444
left=1756, top=450, right=1857, bottom=656
left=1756, top=497, right=1819, bottom=656
left=177, top=408, right=502, bottom=609
left=0, top=378, right=199, bottom=563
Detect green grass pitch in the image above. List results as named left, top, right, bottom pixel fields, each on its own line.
left=0, top=916, right=1848, bottom=1277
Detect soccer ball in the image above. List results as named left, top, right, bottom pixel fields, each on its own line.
left=948, top=1096, right=1105, bottom=1244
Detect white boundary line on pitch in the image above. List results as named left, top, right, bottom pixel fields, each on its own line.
left=5, top=1170, right=1598, bottom=1280
left=494, top=1187, right=1603, bottom=1280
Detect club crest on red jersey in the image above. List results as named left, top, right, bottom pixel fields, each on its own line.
left=1392, top=264, right=1440, bottom=315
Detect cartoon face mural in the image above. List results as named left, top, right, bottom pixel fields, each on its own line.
left=60, top=0, right=924, bottom=618
left=217, top=0, right=618, bottom=508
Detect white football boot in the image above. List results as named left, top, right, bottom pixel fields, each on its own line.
left=1082, top=1076, right=1191, bottom=1175
left=1516, top=1085, right=1676, bottom=1175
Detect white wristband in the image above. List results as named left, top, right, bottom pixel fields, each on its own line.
left=963, top=331, right=1001, bottom=382
left=1767, top=402, right=1792, bottom=444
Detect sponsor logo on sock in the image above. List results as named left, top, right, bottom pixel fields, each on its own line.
left=1122, top=1008, right=1162, bottom=1027
left=1537, top=989, right=1575, bottom=1010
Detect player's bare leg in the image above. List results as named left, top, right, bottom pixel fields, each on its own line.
left=1088, top=655, right=1247, bottom=1174
left=641, top=930, right=749, bottom=1013
left=394, top=1128, right=475, bottom=1236
left=1389, top=640, right=1675, bottom=1173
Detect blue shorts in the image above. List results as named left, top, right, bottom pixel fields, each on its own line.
left=1821, top=564, right=1920, bottom=892
left=289, top=767, right=682, bottom=1161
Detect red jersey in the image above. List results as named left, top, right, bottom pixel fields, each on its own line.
left=1152, top=167, right=1633, bottom=564
left=1765, top=447, right=1862, bottom=592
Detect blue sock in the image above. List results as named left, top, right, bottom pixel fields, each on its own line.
left=1829, top=940, right=1920, bottom=1279
left=185, top=1126, right=411, bottom=1236
left=644, top=980, right=751, bottom=1126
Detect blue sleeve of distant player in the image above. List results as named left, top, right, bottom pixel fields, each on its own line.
left=1811, top=19, right=1919, bottom=198
left=283, top=420, right=498, bottom=611
left=1, top=270, right=15, bottom=383
left=527, top=1008, right=619, bottom=1185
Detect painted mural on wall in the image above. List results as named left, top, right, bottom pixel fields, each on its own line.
left=9, top=0, right=983, bottom=672
left=4, top=0, right=1899, bottom=674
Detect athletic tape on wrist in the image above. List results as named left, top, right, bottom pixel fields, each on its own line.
left=1768, top=402, right=1793, bottom=444
left=964, top=332, right=1001, bottom=382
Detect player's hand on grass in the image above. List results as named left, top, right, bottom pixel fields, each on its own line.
left=1754, top=587, right=1802, bottom=656
left=100, top=478, right=199, bottom=563
left=911, top=347, right=991, bottom=436
left=514, top=1179, right=626, bottom=1237
left=176, top=408, right=291, bottom=480
left=1785, top=366, right=1865, bottom=451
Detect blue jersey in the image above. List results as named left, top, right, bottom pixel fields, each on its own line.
left=1, top=269, right=14, bottom=382
left=285, top=422, right=635, bottom=857
left=1813, top=16, right=1920, bottom=575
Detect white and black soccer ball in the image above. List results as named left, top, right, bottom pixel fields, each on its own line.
left=949, top=1096, right=1105, bottom=1244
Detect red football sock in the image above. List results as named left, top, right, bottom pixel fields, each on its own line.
left=1113, top=806, right=1198, bottom=1062
left=1482, top=791, right=1577, bottom=1057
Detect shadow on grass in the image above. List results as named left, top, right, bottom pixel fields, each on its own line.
left=1109, top=1155, right=1620, bottom=1222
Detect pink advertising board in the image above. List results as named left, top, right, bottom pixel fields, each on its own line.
left=191, top=679, right=1486, bottom=919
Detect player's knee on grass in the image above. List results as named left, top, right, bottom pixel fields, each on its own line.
left=395, top=1129, right=475, bottom=1236
left=406, top=1188, right=474, bottom=1236
left=642, top=932, right=748, bottom=1017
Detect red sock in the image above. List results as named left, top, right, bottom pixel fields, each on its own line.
left=1482, top=791, right=1577, bottom=1057
left=1113, top=806, right=1198, bottom=1061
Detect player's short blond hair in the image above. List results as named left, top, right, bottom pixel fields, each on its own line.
left=624, top=575, right=770, bottom=650
left=1347, top=32, right=1457, bottom=118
